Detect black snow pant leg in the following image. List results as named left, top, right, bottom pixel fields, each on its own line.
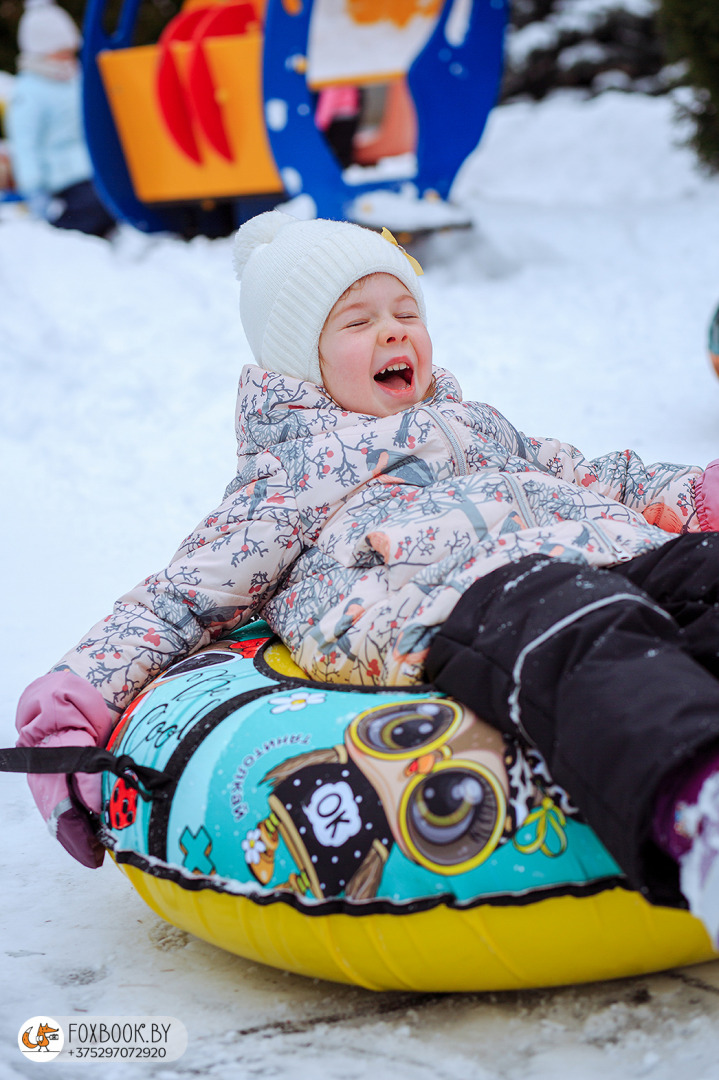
left=425, top=538, right=719, bottom=908
left=612, top=531, right=719, bottom=678
left=51, top=180, right=116, bottom=238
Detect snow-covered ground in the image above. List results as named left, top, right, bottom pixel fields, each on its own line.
left=3, top=88, right=719, bottom=1078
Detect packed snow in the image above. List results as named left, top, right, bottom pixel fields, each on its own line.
left=3, top=87, right=719, bottom=1079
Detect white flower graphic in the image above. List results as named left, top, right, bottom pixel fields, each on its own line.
left=242, top=828, right=267, bottom=866
left=270, top=690, right=326, bottom=713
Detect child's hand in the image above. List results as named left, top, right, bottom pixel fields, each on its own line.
left=15, top=671, right=115, bottom=868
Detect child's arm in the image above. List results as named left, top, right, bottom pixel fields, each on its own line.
left=6, top=84, right=46, bottom=203
left=519, top=432, right=703, bottom=533
left=16, top=457, right=303, bottom=863
left=55, top=456, right=303, bottom=716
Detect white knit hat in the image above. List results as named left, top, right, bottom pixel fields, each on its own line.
left=233, top=211, right=426, bottom=385
left=18, top=0, right=82, bottom=56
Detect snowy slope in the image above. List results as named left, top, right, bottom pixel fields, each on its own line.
left=3, top=89, right=719, bottom=1078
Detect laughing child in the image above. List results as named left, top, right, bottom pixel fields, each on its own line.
left=16, top=210, right=719, bottom=945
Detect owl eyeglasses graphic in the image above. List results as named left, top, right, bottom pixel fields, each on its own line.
left=347, top=699, right=508, bottom=874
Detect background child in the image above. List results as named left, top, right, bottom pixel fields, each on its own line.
left=7, top=0, right=115, bottom=237
left=15, top=210, right=719, bottom=948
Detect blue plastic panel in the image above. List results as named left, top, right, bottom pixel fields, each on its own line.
left=263, top=0, right=507, bottom=218
left=82, top=0, right=196, bottom=233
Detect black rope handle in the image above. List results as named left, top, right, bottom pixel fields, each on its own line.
left=0, top=746, right=172, bottom=802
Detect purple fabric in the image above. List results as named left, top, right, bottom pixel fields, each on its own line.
left=694, top=459, right=719, bottom=532
left=15, top=670, right=115, bottom=866
left=55, top=804, right=107, bottom=868
left=653, top=753, right=719, bottom=862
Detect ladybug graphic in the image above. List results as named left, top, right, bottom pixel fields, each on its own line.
left=108, top=773, right=139, bottom=830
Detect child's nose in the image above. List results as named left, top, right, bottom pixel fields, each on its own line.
left=382, top=320, right=407, bottom=344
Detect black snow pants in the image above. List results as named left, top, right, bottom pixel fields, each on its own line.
left=425, top=532, right=719, bottom=908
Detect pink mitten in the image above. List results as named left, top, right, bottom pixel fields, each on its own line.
left=16, top=671, right=115, bottom=867
left=695, top=458, right=719, bottom=532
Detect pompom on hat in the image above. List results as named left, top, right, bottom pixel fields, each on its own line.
left=18, top=0, right=82, bottom=56
left=233, top=211, right=426, bottom=385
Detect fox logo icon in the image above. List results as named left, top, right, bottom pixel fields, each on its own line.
left=18, top=1017, right=64, bottom=1060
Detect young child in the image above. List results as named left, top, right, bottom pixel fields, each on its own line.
left=7, top=0, right=115, bottom=237
left=15, top=210, right=719, bottom=948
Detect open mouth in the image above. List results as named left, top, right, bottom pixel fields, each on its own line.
left=374, top=361, right=414, bottom=391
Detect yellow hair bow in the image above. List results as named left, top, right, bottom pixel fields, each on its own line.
left=380, top=227, right=424, bottom=276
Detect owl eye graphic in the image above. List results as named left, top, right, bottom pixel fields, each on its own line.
left=350, top=699, right=461, bottom=758
left=400, top=762, right=507, bottom=875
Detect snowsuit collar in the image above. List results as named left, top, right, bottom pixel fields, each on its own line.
left=234, top=363, right=463, bottom=460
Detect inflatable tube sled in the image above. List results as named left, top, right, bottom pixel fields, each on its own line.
left=98, top=621, right=714, bottom=991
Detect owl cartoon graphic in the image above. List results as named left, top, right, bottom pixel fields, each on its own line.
left=242, top=697, right=566, bottom=901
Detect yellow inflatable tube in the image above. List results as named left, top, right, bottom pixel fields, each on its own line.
left=101, top=623, right=716, bottom=991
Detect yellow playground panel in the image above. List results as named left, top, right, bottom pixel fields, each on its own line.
left=98, top=31, right=283, bottom=203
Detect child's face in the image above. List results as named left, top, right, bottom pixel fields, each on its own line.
left=319, top=273, right=433, bottom=417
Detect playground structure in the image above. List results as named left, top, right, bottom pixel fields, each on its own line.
left=82, top=0, right=507, bottom=236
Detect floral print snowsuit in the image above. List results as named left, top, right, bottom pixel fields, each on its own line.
left=57, top=366, right=702, bottom=718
